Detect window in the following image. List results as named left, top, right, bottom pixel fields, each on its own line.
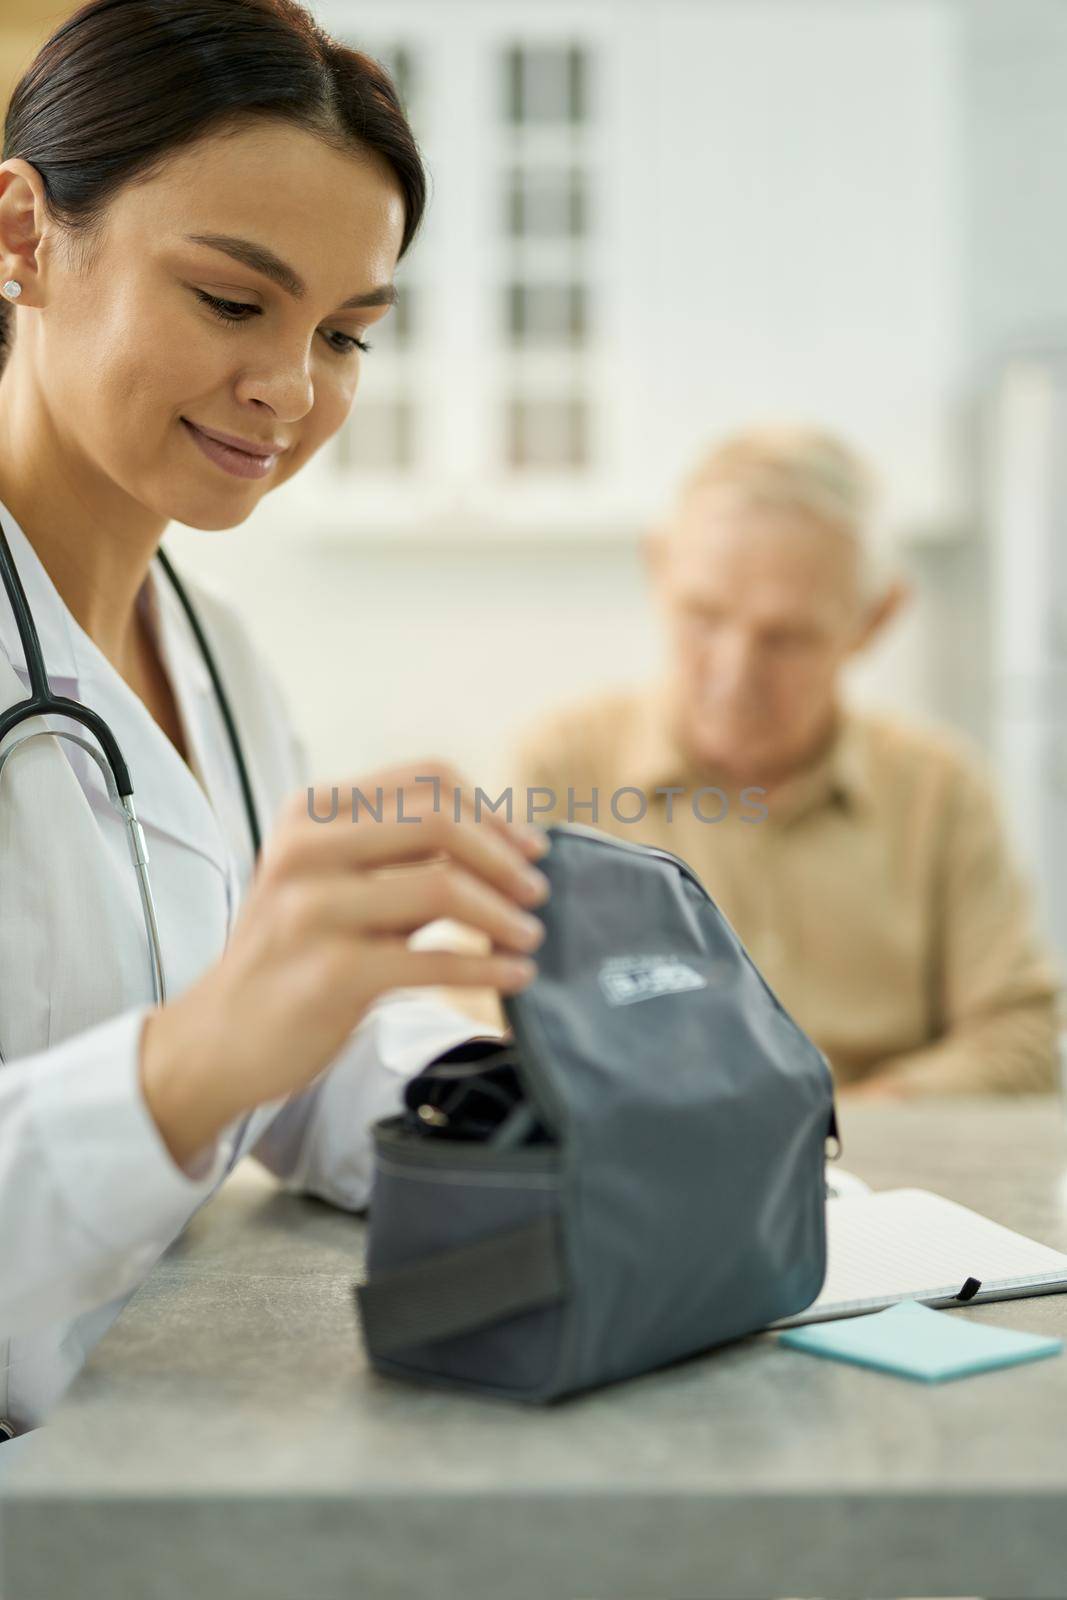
left=507, top=395, right=589, bottom=470
left=335, top=397, right=415, bottom=473
left=506, top=166, right=588, bottom=240
left=331, top=39, right=421, bottom=479
left=305, top=15, right=624, bottom=535
left=506, top=282, right=587, bottom=347
left=504, top=43, right=586, bottom=124
left=499, top=41, right=595, bottom=474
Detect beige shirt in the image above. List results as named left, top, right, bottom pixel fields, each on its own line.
left=514, top=687, right=1062, bottom=1094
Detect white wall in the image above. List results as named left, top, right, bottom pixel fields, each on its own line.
left=969, top=1, right=1067, bottom=957
left=637, top=0, right=965, bottom=533
left=168, top=0, right=968, bottom=792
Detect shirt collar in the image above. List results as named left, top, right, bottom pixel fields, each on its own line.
left=767, top=711, right=873, bottom=823
left=140, top=553, right=214, bottom=702
left=625, top=682, right=873, bottom=823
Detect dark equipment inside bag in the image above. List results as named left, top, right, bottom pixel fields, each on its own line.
left=356, top=823, right=838, bottom=1403
left=398, top=1038, right=553, bottom=1150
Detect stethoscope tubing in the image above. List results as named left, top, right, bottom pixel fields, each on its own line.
left=0, top=518, right=136, bottom=792
left=0, top=514, right=262, bottom=1053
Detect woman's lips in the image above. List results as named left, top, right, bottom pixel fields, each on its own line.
left=181, top=418, right=279, bottom=480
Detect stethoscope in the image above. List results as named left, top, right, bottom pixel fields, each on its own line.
left=0, top=514, right=262, bottom=1036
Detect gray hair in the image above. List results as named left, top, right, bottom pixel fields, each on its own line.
left=676, top=424, right=889, bottom=596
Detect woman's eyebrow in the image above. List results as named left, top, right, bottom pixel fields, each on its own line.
left=183, top=232, right=398, bottom=308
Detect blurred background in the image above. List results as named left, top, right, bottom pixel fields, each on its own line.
left=2, top=0, right=1067, bottom=960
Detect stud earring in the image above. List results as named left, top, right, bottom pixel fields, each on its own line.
left=1, top=280, right=21, bottom=301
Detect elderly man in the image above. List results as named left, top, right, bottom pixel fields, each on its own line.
left=514, top=427, right=1061, bottom=1097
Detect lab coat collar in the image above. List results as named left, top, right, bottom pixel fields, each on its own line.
left=0, top=498, right=80, bottom=688
left=0, top=496, right=234, bottom=885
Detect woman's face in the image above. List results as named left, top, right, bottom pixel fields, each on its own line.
left=18, top=117, right=405, bottom=529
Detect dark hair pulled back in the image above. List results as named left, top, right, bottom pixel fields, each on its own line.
left=0, top=0, right=425, bottom=372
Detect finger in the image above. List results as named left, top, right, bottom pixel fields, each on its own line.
left=303, top=760, right=550, bottom=864
left=275, top=862, right=546, bottom=954
left=335, top=938, right=538, bottom=996
left=363, top=758, right=550, bottom=861
left=282, top=785, right=552, bottom=908
left=366, top=862, right=545, bottom=952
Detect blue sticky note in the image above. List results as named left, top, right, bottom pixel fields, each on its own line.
left=778, top=1298, right=1062, bottom=1382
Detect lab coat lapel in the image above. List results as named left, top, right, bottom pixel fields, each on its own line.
left=0, top=645, right=153, bottom=1060
left=142, top=561, right=252, bottom=899
left=0, top=501, right=233, bottom=884
left=0, top=504, right=238, bottom=1057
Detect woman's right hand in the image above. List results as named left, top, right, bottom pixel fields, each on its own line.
left=139, top=759, right=550, bottom=1170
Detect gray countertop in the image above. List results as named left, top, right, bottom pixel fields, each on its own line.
left=4, top=1099, right=1067, bottom=1600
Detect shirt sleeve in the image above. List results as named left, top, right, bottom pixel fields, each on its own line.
left=249, top=992, right=496, bottom=1210
left=865, top=756, right=1062, bottom=1095
left=0, top=1007, right=231, bottom=1339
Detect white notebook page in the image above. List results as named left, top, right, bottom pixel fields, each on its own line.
left=775, top=1188, right=1067, bottom=1327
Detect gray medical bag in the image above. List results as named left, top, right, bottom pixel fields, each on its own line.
left=356, top=823, right=837, bottom=1401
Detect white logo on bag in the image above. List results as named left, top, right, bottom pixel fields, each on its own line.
left=597, top=955, right=708, bottom=1007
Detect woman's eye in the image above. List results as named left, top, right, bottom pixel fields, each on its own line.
left=195, top=289, right=259, bottom=322
left=194, top=290, right=370, bottom=356
left=324, top=330, right=372, bottom=356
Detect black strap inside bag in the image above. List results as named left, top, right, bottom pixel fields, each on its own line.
left=399, top=1037, right=553, bottom=1151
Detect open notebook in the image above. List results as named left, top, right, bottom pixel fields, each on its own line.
left=773, top=1188, right=1067, bottom=1328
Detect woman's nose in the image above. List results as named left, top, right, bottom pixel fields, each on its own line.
left=234, top=353, right=315, bottom=422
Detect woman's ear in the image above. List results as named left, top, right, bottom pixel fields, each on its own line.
left=0, top=160, right=48, bottom=307
left=852, top=576, right=912, bottom=654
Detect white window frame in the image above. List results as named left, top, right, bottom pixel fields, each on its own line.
left=257, top=0, right=651, bottom=547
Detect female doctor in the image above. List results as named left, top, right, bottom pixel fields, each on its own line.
left=0, top=0, right=549, bottom=1444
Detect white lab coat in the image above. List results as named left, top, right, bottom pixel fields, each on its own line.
left=0, top=500, right=483, bottom=1436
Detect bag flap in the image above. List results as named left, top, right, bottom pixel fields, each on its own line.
left=504, top=823, right=833, bottom=1143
